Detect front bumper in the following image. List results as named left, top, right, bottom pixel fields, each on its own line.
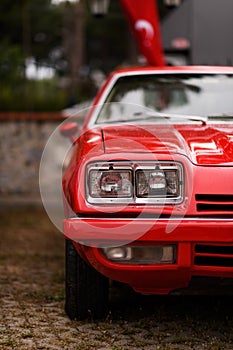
left=63, top=216, right=233, bottom=294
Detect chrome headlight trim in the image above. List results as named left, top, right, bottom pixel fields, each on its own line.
left=86, top=161, right=184, bottom=205
left=86, top=162, right=134, bottom=204
left=135, top=162, right=184, bottom=204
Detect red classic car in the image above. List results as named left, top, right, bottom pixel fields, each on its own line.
left=61, top=66, right=233, bottom=320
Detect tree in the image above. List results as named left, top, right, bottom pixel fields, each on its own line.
left=0, top=0, right=171, bottom=110
left=0, top=0, right=63, bottom=72
left=85, top=0, right=130, bottom=72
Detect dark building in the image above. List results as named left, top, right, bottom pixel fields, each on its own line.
left=161, top=0, right=233, bottom=65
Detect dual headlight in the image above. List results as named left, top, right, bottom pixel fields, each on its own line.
left=87, top=161, right=184, bottom=204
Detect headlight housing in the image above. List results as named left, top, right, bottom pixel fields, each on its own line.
left=89, top=169, right=133, bottom=198
left=136, top=166, right=181, bottom=201
left=86, top=161, right=184, bottom=204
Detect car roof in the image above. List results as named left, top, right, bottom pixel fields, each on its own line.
left=111, top=65, right=233, bottom=76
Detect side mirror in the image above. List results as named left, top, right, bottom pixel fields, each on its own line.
left=60, top=122, right=79, bottom=143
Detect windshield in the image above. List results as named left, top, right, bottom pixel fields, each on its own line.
left=95, top=73, right=233, bottom=124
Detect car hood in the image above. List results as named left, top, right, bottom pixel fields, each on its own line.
left=101, top=123, right=233, bottom=166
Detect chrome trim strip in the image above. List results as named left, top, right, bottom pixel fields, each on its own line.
left=68, top=216, right=233, bottom=222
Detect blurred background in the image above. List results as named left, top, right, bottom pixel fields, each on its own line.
left=0, top=0, right=129, bottom=112
left=0, top=0, right=170, bottom=200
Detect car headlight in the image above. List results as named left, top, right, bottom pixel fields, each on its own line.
left=86, top=162, right=183, bottom=204
left=89, top=169, right=133, bottom=199
left=136, top=168, right=180, bottom=198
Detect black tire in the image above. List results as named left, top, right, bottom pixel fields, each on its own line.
left=65, top=239, right=109, bottom=320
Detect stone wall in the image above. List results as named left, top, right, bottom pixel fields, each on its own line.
left=0, top=109, right=87, bottom=205
left=0, top=121, right=58, bottom=197
left=0, top=113, right=65, bottom=198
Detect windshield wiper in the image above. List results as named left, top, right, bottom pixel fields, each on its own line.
left=101, top=111, right=207, bottom=125
left=132, top=111, right=207, bottom=125
left=207, top=113, right=233, bottom=120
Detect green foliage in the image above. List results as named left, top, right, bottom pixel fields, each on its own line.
left=0, top=40, right=23, bottom=83
left=0, top=0, right=66, bottom=111
left=0, top=0, right=170, bottom=111
left=0, top=0, right=63, bottom=66
left=85, top=1, right=129, bottom=72
left=30, top=0, right=63, bottom=66
left=0, top=79, right=67, bottom=111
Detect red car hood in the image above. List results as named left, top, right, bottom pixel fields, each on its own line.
left=101, top=124, right=233, bottom=166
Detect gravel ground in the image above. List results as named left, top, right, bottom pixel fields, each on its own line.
left=0, top=205, right=233, bottom=350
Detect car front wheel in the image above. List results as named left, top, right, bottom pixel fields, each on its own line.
left=65, top=239, right=109, bottom=320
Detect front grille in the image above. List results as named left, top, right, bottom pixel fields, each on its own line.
left=196, top=194, right=233, bottom=213
left=194, top=244, right=233, bottom=267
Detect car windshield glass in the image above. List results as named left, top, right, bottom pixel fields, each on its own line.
left=95, top=74, right=233, bottom=124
